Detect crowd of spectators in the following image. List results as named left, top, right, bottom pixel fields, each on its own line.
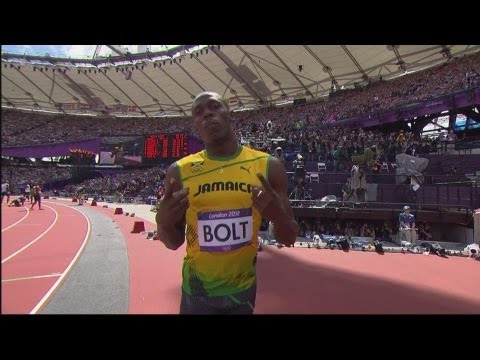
left=2, top=52, right=478, bottom=254
left=71, top=167, right=166, bottom=201
left=2, top=51, right=479, bottom=210
left=1, top=164, right=71, bottom=193
left=1, top=112, right=193, bottom=147
left=1, top=162, right=166, bottom=202
left=2, top=51, right=478, bottom=148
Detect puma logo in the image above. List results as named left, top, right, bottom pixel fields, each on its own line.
left=240, top=166, right=251, bottom=174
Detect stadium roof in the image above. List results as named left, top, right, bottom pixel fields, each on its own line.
left=2, top=45, right=479, bottom=117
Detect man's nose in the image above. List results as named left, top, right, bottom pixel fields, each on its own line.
left=202, top=108, right=214, bottom=119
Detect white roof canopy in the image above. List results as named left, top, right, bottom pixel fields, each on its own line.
left=2, top=45, right=479, bottom=117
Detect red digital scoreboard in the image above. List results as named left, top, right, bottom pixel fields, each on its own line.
left=143, top=133, right=189, bottom=163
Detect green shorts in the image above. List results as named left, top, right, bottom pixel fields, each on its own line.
left=180, top=284, right=257, bottom=315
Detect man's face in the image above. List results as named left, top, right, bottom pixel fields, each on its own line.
left=192, top=94, right=231, bottom=145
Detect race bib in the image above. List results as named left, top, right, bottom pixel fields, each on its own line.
left=198, top=208, right=253, bottom=252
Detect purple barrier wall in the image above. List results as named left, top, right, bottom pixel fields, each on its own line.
left=424, top=154, right=480, bottom=175
left=309, top=183, right=477, bottom=208
left=2, top=138, right=101, bottom=158
left=376, top=184, right=476, bottom=207
left=310, top=183, right=343, bottom=198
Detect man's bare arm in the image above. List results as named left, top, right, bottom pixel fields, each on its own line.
left=155, top=163, right=189, bottom=250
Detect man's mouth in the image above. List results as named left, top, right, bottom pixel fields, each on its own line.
left=204, top=122, right=219, bottom=131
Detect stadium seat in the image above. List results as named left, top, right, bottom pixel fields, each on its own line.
left=310, top=173, right=319, bottom=183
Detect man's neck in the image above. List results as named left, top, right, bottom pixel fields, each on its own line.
left=205, top=137, right=239, bottom=158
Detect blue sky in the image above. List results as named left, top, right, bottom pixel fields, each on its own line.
left=2, top=45, right=181, bottom=59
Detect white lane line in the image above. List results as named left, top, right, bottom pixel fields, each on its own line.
left=2, top=205, right=58, bottom=264
left=2, top=273, right=62, bottom=283
left=30, top=201, right=91, bottom=314
left=2, top=206, right=30, bottom=232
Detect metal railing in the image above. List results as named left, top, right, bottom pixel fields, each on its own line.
left=289, top=199, right=475, bottom=213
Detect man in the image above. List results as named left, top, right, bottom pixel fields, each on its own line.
left=418, top=223, right=433, bottom=241
left=351, top=165, right=367, bottom=202
left=1, top=180, right=11, bottom=204
left=273, top=146, right=284, bottom=164
left=341, top=176, right=354, bottom=201
left=333, top=143, right=349, bottom=171
left=24, top=184, right=31, bottom=202
left=156, top=91, right=298, bottom=315
left=398, top=205, right=417, bottom=245
left=446, top=129, right=456, bottom=154
left=9, top=195, right=26, bottom=207
left=30, top=185, right=42, bottom=210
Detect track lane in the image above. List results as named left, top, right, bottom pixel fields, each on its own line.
left=1, top=201, right=90, bottom=314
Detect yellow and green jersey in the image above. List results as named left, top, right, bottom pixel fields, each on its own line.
left=176, top=145, right=270, bottom=296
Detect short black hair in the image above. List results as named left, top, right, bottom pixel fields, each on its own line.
left=191, top=91, right=229, bottom=113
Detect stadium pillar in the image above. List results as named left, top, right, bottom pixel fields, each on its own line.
left=449, top=113, right=456, bottom=130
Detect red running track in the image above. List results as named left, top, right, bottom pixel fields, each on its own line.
left=93, top=204, right=480, bottom=314
left=1, top=201, right=90, bottom=314
left=91, top=205, right=184, bottom=313
left=4, top=199, right=479, bottom=314
left=1, top=205, right=30, bottom=231
left=255, top=246, right=480, bottom=314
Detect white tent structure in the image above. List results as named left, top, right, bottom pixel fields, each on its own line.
left=2, top=45, right=479, bottom=117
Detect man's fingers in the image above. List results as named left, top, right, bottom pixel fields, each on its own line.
left=171, top=197, right=189, bottom=213
left=163, top=178, right=175, bottom=198
left=164, top=177, right=178, bottom=198
left=251, top=191, right=268, bottom=213
left=256, top=173, right=274, bottom=193
left=170, top=204, right=188, bottom=218
left=251, top=186, right=263, bottom=198
left=251, top=194, right=262, bottom=207
left=172, top=187, right=189, bottom=200
left=157, top=197, right=189, bottom=224
left=162, top=188, right=189, bottom=209
left=175, top=196, right=189, bottom=209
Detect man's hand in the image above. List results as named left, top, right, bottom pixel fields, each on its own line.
left=251, top=173, right=286, bottom=222
left=156, top=177, right=189, bottom=228
left=251, top=173, right=296, bottom=247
